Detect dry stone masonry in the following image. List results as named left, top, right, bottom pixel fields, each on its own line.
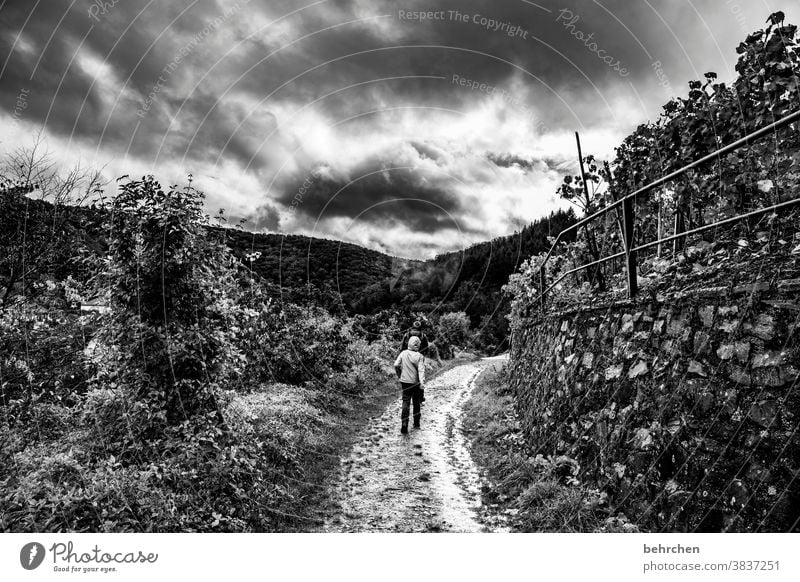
left=508, top=280, right=800, bottom=532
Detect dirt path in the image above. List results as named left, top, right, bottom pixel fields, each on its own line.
left=324, top=357, right=508, bottom=533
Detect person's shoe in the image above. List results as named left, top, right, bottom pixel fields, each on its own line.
left=413, top=420, right=421, bottom=429
left=401, top=423, right=409, bottom=435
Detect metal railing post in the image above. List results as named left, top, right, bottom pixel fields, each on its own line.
left=622, top=195, right=638, bottom=298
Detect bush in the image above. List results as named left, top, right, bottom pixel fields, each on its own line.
left=433, top=311, right=470, bottom=358
left=92, top=176, right=241, bottom=434
left=239, top=300, right=351, bottom=387
left=0, top=306, right=90, bottom=409
left=1, top=420, right=289, bottom=532
left=328, top=336, right=392, bottom=396
left=437, top=311, right=470, bottom=346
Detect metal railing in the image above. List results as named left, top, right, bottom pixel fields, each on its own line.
left=537, top=108, right=800, bottom=310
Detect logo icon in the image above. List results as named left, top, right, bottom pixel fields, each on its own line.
left=20, top=542, right=45, bottom=570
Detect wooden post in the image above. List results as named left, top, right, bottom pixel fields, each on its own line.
left=539, top=264, right=546, bottom=311
left=576, top=132, right=602, bottom=290
left=575, top=132, right=591, bottom=205
left=622, top=196, right=638, bottom=298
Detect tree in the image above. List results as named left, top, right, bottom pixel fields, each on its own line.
left=0, top=137, right=103, bottom=308
left=93, top=176, right=241, bottom=434
left=436, top=311, right=470, bottom=348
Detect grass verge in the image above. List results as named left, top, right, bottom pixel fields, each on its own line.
left=463, top=361, right=639, bottom=532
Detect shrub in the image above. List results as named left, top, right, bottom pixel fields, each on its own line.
left=434, top=311, right=470, bottom=357
left=92, top=176, right=241, bottom=435
left=239, top=300, right=352, bottom=387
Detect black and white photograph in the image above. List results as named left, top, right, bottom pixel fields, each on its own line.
left=1, top=0, right=799, bottom=579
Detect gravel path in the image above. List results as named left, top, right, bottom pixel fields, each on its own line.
left=324, top=357, right=507, bottom=533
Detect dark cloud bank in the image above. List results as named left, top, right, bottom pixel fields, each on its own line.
left=1, top=0, right=795, bottom=257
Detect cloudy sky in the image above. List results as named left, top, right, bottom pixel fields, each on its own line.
left=0, top=0, right=796, bottom=258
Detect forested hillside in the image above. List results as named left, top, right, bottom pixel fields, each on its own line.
left=1, top=178, right=576, bottom=349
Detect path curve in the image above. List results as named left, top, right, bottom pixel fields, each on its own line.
left=325, top=356, right=507, bottom=533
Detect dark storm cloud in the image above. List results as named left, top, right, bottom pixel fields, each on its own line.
left=237, top=0, right=698, bottom=127
left=2, top=0, right=789, bottom=151
left=1, top=0, right=796, bottom=256
left=154, top=91, right=278, bottom=167
left=277, top=160, right=467, bottom=232
left=487, top=152, right=565, bottom=173
left=0, top=0, right=252, bottom=151
left=245, top=200, right=281, bottom=231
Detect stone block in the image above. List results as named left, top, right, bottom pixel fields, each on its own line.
left=698, top=305, right=715, bottom=327
left=743, top=314, right=776, bottom=341
left=718, top=319, right=739, bottom=333
left=717, top=344, right=734, bottom=360
left=729, top=366, right=752, bottom=386
left=734, top=342, right=750, bottom=363
left=718, top=306, right=739, bottom=317
left=688, top=360, right=707, bottom=377
left=630, top=427, right=654, bottom=450
left=753, top=366, right=799, bottom=387
left=605, top=365, right=623, bottom=381
left=620, top=314, right=635, bottom=334
left=748, top=400, right=778, bottom=427
left=660, top=338, right=680, bottom=357
left=582, top=352, right=595, bottom=369
left=628, top=360, right=648, bottom=379
left=622, top=343, right=641, bottom=360
left=751, top=351, right=788, bottom=368
left=667, top=315, right=688, bottom=337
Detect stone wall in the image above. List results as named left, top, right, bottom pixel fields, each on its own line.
left=508, top=280, right=800, bottom=532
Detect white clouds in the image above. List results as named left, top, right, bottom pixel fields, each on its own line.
left=7, top=0, right=789, bottom=258
left=75, top=46, right=142, bottom=117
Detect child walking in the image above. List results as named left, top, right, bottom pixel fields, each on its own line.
left=393, top=335, right=426, bottom=434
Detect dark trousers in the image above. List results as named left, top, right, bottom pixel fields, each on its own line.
left=400, top=382, right=422, bottom=427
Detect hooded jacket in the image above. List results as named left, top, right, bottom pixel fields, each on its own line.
left=401, top=328, right=429, bottom=356
left=394, top=336, right=426, bottom=385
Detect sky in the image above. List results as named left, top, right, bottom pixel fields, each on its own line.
left=0, top=0, right=797, bottom=259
